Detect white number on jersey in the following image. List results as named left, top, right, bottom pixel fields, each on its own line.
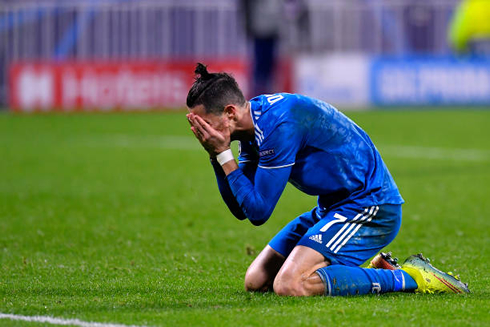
left=319, top=213, right=348, bottom=233
left=265, top=94, right=284, bottom=105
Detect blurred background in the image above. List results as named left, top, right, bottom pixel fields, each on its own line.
left=1, top=0, right=489, bottom=112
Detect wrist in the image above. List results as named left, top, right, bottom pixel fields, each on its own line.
left=216, top=149, right=234, bottom=166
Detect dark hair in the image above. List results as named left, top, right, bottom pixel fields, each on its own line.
left=186, top=63, right=246, bottom=115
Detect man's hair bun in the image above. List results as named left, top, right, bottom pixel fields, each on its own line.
left=195, top=63, right=211, bottom=80
left=187, top=62, right=246, bottom=114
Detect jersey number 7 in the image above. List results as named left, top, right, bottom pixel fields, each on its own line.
left=319, top=213, right=348, bottom=233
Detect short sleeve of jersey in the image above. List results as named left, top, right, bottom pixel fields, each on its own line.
left=257, top=121, right=303, bottom=169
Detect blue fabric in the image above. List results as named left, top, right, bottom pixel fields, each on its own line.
left=226, top=164, right=290, bottom=225
left=217, top=93, right=403, bottom=230
left=222, top=93, right=403, bottom=226
left=315, top=265, right=417, bottom=296
left=239, top=94, right=404, bottom=209
left=401, top=270, right=418, bottom=291
left=212, top=160, right=247, bottom=221
left=214, top=154, right=291, bottom=225
left=269, top=203, right=402, bottom=266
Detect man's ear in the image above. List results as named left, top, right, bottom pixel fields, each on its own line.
left=223, top=105, right=237, bottom=121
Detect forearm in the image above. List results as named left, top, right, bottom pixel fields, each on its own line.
left=222, top=158, right=239, bottom=175
left=211, top=159, right=246, bottom=220
left=226, top=167, right=290, bottom=226
left=219, top=155, right=278, bottom=225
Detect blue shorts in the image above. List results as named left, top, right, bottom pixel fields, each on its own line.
left=268, top=203, right=402, bottom=267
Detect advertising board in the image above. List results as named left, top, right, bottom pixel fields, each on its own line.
left=370, top=57, right=490, bottom=106
left=9, top=60, right=249, bottom=112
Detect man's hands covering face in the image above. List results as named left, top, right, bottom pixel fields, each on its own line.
left=187, top=113, right=231, bottom=157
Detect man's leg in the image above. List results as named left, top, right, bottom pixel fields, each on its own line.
left=273, top=204, right=418, bottom=296
left=245, top=208, right=322, bottom=292
left=244, top=245, right=285, bottom=292
left=273, top=245, right=418, bottom=296
left=273, top=245, right=329, bottom=296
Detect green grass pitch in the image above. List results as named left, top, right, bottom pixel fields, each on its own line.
left=0, top=109, right=489, bottom=326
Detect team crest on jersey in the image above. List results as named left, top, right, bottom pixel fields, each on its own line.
left=259, top=149, right=275, bottom=157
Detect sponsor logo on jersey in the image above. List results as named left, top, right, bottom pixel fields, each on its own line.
left=309, top=234, right=322, bottom=244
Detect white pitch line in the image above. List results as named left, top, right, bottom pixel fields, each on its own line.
left=0, top=313, right=151, bottom=327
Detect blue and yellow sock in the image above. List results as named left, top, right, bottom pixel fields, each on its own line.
left=315, top=265, right=418, bottom=296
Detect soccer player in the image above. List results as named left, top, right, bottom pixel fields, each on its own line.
left=186, top=63, right=469, bottom=296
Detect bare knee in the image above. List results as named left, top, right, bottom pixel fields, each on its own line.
left=274, top=280, right=303, bottom=296
left=244, top=265, right=272, bottom=292
left=272, top=245, right=329, bottom=296
left=273, top=268, right=325, bottom=296
left=273, top=270, right=309, bottom=296
left=244, top=245, right=285, bottom=292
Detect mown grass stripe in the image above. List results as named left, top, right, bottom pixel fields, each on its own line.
left=82, top=135, right=490, bottom=162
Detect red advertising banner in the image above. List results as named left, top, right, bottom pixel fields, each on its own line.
left=9, top=60, right=249, bottom=112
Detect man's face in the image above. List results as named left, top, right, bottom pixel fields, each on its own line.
left=188, top=104, right=228, bottom=133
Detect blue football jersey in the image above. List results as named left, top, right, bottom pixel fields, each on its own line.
left=238, top=93, right=404, bottom=210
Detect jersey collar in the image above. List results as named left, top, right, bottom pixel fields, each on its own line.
left=249, top=99, right=263, bottom=124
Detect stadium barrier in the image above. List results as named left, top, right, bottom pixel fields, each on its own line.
left=1, top=0, right=462, bottom=109
left=9, top=58, right=296, bottom=112
left=295, top=54, right=490, bottom=108
left=10, top=55, right=490, bottom=111
left=370, top=57, right=490, bottom=106
left=9, top=60, right=249, bottom=112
